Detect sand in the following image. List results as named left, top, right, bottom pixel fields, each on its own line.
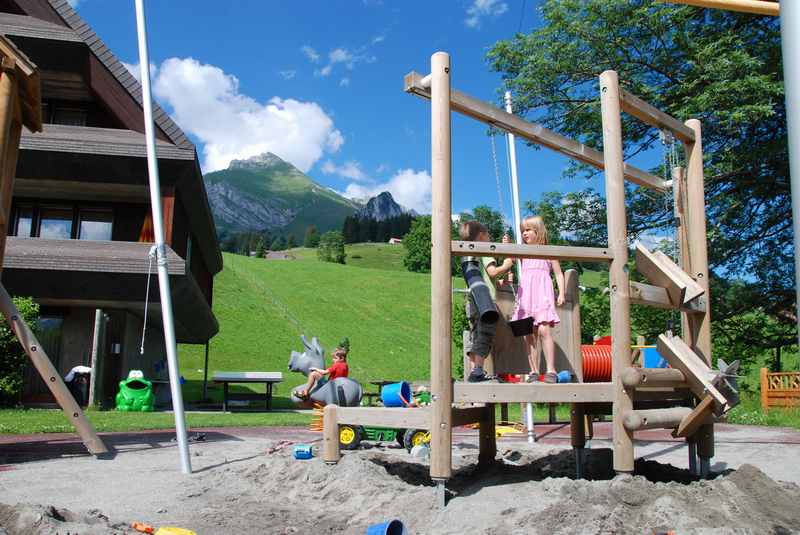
left=2, top=431, right=800, bottom=535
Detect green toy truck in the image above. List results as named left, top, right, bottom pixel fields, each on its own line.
left=338, top=424, right=429, bottom=452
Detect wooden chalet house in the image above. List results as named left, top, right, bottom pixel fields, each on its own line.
left=0, top=0, right=222, bottom=406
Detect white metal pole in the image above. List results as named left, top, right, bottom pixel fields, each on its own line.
left=780, top=4, right=800, bottom=349
left=505, top=91, right=535, bottom=440
left=504, top=92, right=523, bottom=244
left=134, top=0, right=191, bottom=474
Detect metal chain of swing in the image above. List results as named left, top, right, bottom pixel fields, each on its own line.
left=660, top=129, right=681, bottom=333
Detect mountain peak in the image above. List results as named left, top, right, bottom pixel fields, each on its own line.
left=356, top=191, right=415, bottom=221
left=229, top=152, right=288, bottom=171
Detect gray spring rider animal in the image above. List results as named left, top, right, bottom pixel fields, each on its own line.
left=287, top=335, right=363, bottom=408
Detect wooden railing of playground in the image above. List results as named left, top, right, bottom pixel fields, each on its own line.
left=760, top=368, right=800, bottom=411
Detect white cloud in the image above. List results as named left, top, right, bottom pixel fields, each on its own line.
left=279, top=70, right=296, bottom=80
left=372, top=35, right=385, bottom=44
left=322, top=160, right=369, bottom=182
left=341, top=168, right=431, bottom=214
left=301, top=45, right=320, bottom=63
left=465, top=0, right=508, bottom=28
left=315, top=65, right=333, bottom=77
left=151, top=57, right=343, bottom=173
left=329, top=48, right=353, bottom=65
left=339, top=77, right=350, bottom=87
left=122, top=61, right=158, bottom=83
left=376, top=163, right=389, bottom=173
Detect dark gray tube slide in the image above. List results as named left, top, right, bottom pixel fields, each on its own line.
left=461, top=258, right=499, bottom=324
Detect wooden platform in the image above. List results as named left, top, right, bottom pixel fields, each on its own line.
left=454, top=382, right=614, bottom=403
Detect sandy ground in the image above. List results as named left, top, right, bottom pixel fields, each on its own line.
left=1, top=423, right=800, bottom=534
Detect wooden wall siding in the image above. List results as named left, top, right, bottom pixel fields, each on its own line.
left=0, top=12, right=79, bottom=41
left=41, top=69, right=91, bottom=101
left=190, top=240, right=213, bottom=306
left=14, top=0, right=65, bottom=26
left=20, top=123, right=195, bottom=160
left=4, top=236, right=185, bottom=274
left=86, top=54, right=169, bottom=143
left=170, top=190, right=189, bottom=258
left=40, top=0, right=193, bottom=149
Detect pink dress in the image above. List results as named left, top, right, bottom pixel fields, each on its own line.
left=512, top=259, right=560, bottom=326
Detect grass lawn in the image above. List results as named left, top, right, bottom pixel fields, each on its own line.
left=0, top=408, right=311, bottom=435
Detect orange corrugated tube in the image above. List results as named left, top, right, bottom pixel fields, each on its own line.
left=582, top=344, right=612, bottom=382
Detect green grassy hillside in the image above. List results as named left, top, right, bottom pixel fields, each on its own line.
left=179, top=250, right=432, bottom=401
left=204, top=156, right=358, bottom=236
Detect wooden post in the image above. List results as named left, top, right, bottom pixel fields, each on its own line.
left=478, top=403, right=496, bottom=465
left=88, top=308, right=104, bottom=407
left=322, top=404, right=340, bottom=464
left=599, top=70, right=634, bottom=473
left=683, top=119, right=714, bottom=470
left=429, top=51, right=453, bottom=482
left=0, top=283, right=107, bottom=454
left=500, top=403, right=508, bottom=423
left=760, top=367, right=769, bottom=411
left=570, top=403, right=586, bottom=478
left=0, top=64, right=17, bottom=261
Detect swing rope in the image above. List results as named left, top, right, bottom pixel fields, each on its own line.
left=139, top=245, right=157, bottom=355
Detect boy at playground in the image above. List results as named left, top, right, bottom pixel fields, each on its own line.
left=296, top=338, right=350, bottom=400
left=511, top=215, right=565, bottom=383
left=459, top=220, right=514, bottom=382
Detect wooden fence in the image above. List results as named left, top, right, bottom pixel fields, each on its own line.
left=760, top=368, right=800, bottom=411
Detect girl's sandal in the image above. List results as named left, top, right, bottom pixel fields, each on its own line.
left=543, top=372, right=558, bottom=384
left=295, top=390, right=309, bottom=401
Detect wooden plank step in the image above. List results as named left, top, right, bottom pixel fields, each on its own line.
left=673, top=396, right=714, bottom=438
left=657, top=333, right=729, bottom=412
left=630, top=281, right=706, bottom=313
left=635, top=243, right=704, bottom=306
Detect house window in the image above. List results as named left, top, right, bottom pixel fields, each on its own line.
left=52, top=107, right=87, bottom=127
left=78, top=209, right=113, bottom=240
left=38, top=207, right=73, bottom=239
left=11, top=205, right=33, bottom=237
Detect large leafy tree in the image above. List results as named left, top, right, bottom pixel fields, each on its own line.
left=488, top=0, right=794, bottom=349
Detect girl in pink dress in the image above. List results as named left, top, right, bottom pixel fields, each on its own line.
left=512, top=216, right=565, bottom=383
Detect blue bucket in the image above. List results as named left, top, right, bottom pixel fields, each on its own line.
left=556, top=370, right=572, bottom=383
left=381, top=382, right=411, bottom=407
left=641, top=346, right=668, bottom=368
left=366, top=519, right=406, bottom=535
left=293, top=444, right=313, bottom=460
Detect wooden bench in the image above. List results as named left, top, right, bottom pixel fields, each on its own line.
left=213, top=372, right=283, bottom=411
left=761, top=368, right=800, bottom=411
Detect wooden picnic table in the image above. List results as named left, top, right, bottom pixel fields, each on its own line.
left=213, top=372, right=283, bottom=411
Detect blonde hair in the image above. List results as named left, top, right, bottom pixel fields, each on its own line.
left=459, top=220, right=488, bottom=241
left=520, top=216, right=548, bottom=245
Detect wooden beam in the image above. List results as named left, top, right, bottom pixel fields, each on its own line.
left=620, top=367, right=687, bottom=388
left=663, top=0, right=778, bottom=16
left=619, top=89, right=695, bottom=143
left=0, top=283, right=107, bottom=455
left=404, top=71, right=667, bottom=192
left=657, top=334, right=728, bottom=411
left=452, top=406, right=485, bottom=427
left=452, top=241, right=612, bottom=263
left=635, top=242, right=704, bottom=305
left=478, top=404, right=496, bottom=465
left=623, top=407, right=693, bottom=431
left=322, top=404, right=340, bottom=464
left=600, top=69, right=635, bottom=474
left=629, top=281, right=706, bottom=313
left=674, top=396, right=715, bottom=438
left=454, top=382, right=614, bottom=403
left=429, top=51, right=452, bottom=481
left=336, top=406, right=430, bottom=429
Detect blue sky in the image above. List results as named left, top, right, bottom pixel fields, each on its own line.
left=73, top=0, right=614, bottom=220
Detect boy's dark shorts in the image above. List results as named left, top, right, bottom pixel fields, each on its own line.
left=464, top=294, right=497, bottom=358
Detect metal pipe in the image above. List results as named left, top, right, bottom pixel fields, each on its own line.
left=525, top=401, right=535, bottom=443
left=780, top=2, right=800, bottom=349
left=504, top=92, right=537, bottom=439
left=134, top=0, right=191, bottom=475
